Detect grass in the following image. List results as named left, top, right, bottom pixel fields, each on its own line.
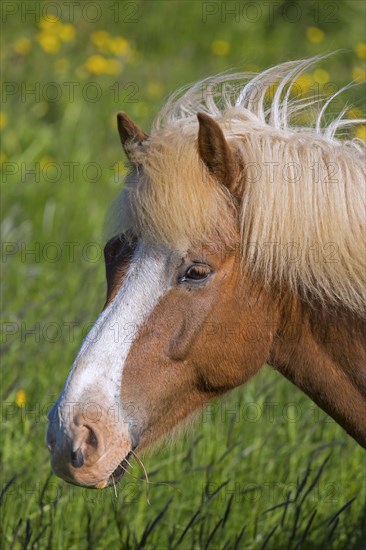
left=1, top=1, right=366, bottom=548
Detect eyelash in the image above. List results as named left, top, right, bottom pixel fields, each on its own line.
left=179, top=263, right=212, bottom=284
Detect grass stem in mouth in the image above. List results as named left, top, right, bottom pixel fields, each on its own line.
left=131, top=449, right=151, bottom=505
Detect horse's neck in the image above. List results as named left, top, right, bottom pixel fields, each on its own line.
left=270, top=301, right=366, bottom=448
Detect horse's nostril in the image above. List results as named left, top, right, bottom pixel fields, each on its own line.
left=86, top=426, right=98, bottom=449
left=71, top=448, right=84, bottom=468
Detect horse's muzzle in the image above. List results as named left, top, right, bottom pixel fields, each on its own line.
left=46, top=404, right=132, bottom=489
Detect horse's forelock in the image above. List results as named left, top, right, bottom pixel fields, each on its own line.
left=107, top=56, right=365, bottom=316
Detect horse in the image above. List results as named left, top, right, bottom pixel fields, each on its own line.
left=47, top=57, right=366, bottom=489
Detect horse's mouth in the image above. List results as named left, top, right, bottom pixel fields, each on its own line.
left=105, top=451, right=132, bottom=487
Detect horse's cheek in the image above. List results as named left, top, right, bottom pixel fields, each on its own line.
left=194, top=299, right=273, bottom=391
left=196, top=336, right=256, bottom=391
left=167, top=308, right=208, bottom=361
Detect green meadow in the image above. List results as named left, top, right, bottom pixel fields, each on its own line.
left=1, top=1, right=365, bottom=548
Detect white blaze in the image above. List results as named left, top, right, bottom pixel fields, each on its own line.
left=56, top=242, right=172, bottom=432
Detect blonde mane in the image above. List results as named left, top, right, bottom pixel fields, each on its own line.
left=113, top=57, right=366, bottom=316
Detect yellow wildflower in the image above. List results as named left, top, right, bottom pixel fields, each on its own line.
left=15, top=389, right=27, bottom=407
left=211, top=40, right=230, bottom=56
left=91, top=30, right=110, bottom=51
left=312, top=69, right=330, bottom=85
left=355, top=126, right=366, bottom=140
left=306, top=27, right=325, bottom=44
left=85, top=55, right=109, bottom=74
left=58, top=24, right=76, bottom=42
left=37, top=33, right=60, bottom=54
left=14, top=37, right=31, bottom=55
left=0, top=112, right=8, bottom=130
left=85, top=55, right=121, bottom=75
left=354, top=42, right=366, bottom=60
left=352, top=67, right=366, bottom=81
left=108, top=37, right=130, bottom=56
left=293, top=73, right=314, bottom=96
left=38, top=16, right=60, bottom=30
left=38, top=17, right=75, bottom=42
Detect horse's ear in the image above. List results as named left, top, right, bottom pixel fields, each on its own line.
left=197, top=112, right=236, bottom=192
left=117, top=112, right=148, bottom=156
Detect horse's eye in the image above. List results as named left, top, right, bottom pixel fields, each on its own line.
left=181, top=263, right=212, bottom=283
